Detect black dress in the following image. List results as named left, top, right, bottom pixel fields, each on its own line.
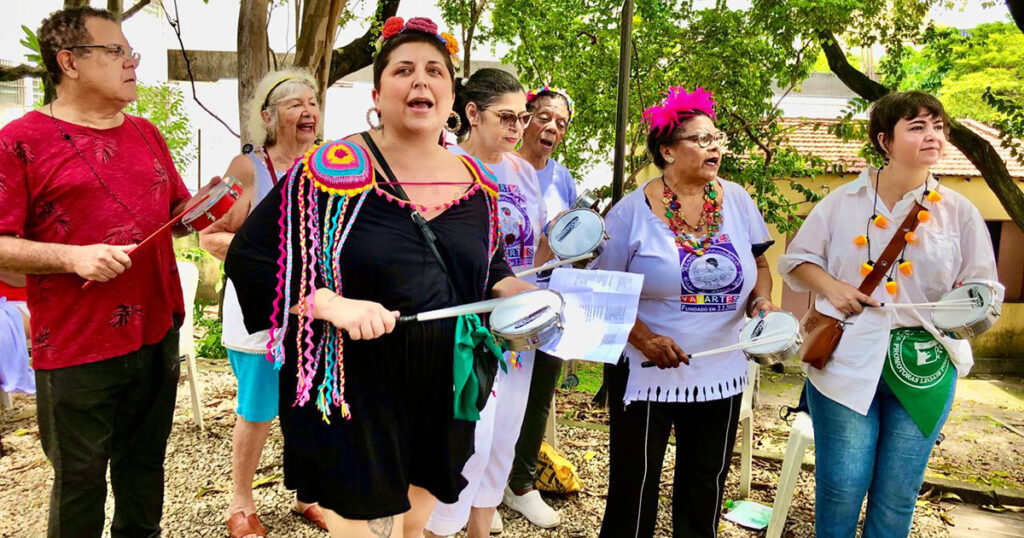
left=226, top=151, right=514, bottom=519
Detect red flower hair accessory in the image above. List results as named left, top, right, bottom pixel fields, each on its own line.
left=643, top=86, right=717, bottom=134
left=381, top=16, right=404, bottom=40
left=376, top=16, right=459, bottom=64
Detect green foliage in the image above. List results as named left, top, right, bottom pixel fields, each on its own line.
left=125, top=83, right=196, bottom=172
left=195, top=310, right=227, bottom=361
left=899, top=22, right=1024, bottom=121
left=487, top=0, right=831, bottom=232
left=175, top=246, right=212, bottom=265
left=19, top=25, right=41, bottom=65
left=984, top=88, right=1024, bottom=167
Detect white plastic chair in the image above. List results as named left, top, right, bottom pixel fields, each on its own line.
left=738, top=360, right=759, bottom=498
left=765, top=410, right=815, bottom=538
left=0, top=390, right=10, bottom=410
left=177, top=261, right=204, bottom=431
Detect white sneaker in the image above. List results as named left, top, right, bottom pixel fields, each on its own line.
left=502, top=486, right=560, bottom=529
left=490, top=510, right=504, bottom=534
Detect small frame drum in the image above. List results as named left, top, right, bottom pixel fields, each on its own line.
left=739, top=311, right=801, bottom=372
left=572, top=189, right=600, bottom=210
left=489, top=289, right=564, bottom=351
left=181, top=177, right=242, bottom=233
left=547, top=209, right=607, bottom=266
left=932, top=279, right=1002, bottom=339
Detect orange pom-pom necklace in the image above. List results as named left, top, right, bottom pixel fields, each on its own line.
left=856, top=169, right=942, bottom=295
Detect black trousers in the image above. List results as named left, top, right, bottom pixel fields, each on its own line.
left=599, top=361, right=741, bottom=538
left=35, top=328, right=180, bottom=538
left=508, top=349, right=563, bottom=491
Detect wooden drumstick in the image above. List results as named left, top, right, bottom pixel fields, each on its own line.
left=640, top=332, right=791, bottom=368
left=514, top=253, right=595, bottom=278
left=396, top=296, right=509, bottom=324
left=81, top=192, right=212, bottom=290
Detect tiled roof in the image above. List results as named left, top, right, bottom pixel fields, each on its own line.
left=777, top=118, right=1024, bottom=179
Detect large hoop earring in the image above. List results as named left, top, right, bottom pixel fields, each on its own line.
left=445, top=111, right=462, bottom=134
left=366, top=107, right=382, bottom=131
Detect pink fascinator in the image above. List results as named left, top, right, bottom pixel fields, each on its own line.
left=642, top=86, right=717, bottom=134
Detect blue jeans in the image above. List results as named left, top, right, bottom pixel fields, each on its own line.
left=805, top=377, right=955, bottom=538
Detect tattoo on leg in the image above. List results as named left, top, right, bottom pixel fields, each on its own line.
left=368, top=516, right=394, bottom=537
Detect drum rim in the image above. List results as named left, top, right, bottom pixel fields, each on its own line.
left=182, top=179, right=238, bottom=221
left=740, top=311, right=799, bottom=354
left=932, top=282, right=996, bottom=328
left=548, top=209, right=605, bottom=259
left=490, top=290, right=564, bottom=333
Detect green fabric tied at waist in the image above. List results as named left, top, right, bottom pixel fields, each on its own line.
left=452, top=313, right=506, bottom=421
left=882, top=327, right=955, bottom=437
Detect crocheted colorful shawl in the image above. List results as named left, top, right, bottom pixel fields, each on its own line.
left=266, top=138, right=501, bottom=422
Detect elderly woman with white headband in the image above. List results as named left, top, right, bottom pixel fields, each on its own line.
left=199, top=68, right=327, bottom=538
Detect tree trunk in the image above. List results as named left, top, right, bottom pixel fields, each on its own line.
left=237, top=0, right=270, bottom=146
left=64, top=0, right=89, bottom=7
left=294, top=0, right=346, bottom=123
left=1009, top=0, right=1024, bottom=33
left=817, top=29, right=1024, bottom=232
left=107, top=0, right=124, bottom=20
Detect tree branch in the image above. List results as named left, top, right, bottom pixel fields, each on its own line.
left=122, top=0, right=150, bottom=20
left=327, top=0, right=401, bottom=86
left=0, top=64, right=45, bottom=82
left=1008, top=0, right=1024, bottom=34
left=817, top=29, right=887, bottom=101
left=818, top=28, right=1024, bottom=232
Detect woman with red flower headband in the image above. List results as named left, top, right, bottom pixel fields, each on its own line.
left=226, top=16, right=534, bottom=538
left=591, top=86, right=779, bottom=537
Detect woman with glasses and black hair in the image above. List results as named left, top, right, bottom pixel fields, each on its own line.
left=425, top=68, right=549, bottom=538
left=501, top=85, right=577, bottom=530
left=591, top=86, right=778, bottom=538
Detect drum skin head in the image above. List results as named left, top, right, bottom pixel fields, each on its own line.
left=304, top=140, right=374, bottom=196
left=740, top=311, right=799, bottom=355
left=932, top=281, right=995, bottom=329
left=548, top=209, right=604, bottom=259
left=490, top=290, right=563, bottom=334
left=182, top=178, right=242, bottom=231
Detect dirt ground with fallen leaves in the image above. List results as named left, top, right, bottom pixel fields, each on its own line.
left=2, top=362, right=1022, bottom=537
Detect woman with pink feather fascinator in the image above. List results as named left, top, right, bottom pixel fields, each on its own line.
left=590, top=86, right=779, bottom=537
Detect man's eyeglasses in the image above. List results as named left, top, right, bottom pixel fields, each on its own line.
left=675, top=130, right=727, bottom=148
left=483, top=109, right=533, bottom=129
left=67, top=44, right=141, bottom=63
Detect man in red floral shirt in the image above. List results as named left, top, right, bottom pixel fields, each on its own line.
left=0, top=7, right=209, bottom=537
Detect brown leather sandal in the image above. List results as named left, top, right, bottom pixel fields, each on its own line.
left=292, top=503, right=329, bottom=530
left=227, top=511, right=267, bottom=538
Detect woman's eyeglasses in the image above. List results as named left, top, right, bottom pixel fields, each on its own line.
left=484, top=109, right=533, bottom=129
left=675, top=130, right=727, bottom=148
left=67, top=44, right=141, bottom=63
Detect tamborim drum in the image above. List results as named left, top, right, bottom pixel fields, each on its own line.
left=181, top=176, right=242, bottom=233
left=489, top=289, right=564, bottom=351
left=739, top=311, right=801, bottom=372
left=572, top=189, right=600, bottom=210
left=932, top=279, right=1002, bottom=339
left=547, top=209, right=607, bottom=267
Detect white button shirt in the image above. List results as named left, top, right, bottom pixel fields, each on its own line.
left=778, top=168, right=1000, bottom=414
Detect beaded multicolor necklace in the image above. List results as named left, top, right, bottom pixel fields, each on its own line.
left=662, top=177, right=722, bottom=256
left=854, top=168, right=942, bottom=295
